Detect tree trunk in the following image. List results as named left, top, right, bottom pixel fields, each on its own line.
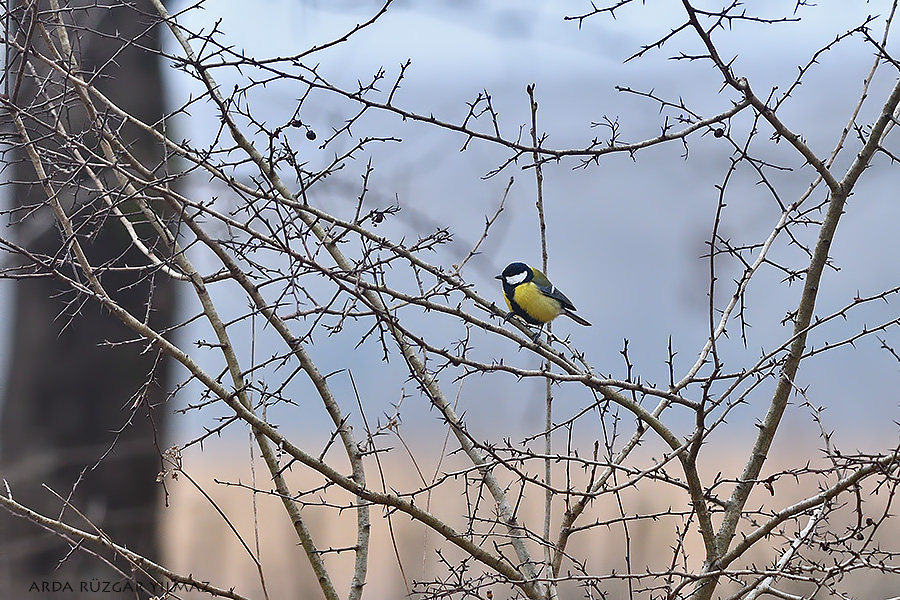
left=0, top=2, right=174, bottom=597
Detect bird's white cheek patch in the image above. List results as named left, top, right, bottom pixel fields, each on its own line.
left=506, top=272, right=528, bottom=285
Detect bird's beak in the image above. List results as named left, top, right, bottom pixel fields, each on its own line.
left=494, top=274, right=503, bottom=280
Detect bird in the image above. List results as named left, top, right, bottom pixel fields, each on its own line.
left=495, top=262, right=592, bottom=335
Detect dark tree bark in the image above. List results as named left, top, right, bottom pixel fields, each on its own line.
left=0, top=2, right=174, bottom=597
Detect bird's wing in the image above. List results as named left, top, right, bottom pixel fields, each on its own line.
left=536, top=282, right=577, bottom=311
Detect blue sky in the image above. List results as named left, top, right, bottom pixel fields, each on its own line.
left=119, top=1, right=900, bottom=453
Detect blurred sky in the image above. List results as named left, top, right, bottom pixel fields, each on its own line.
left=4, top=1, right=899, bottom=461
left=155, top=0, right=900, bottom=456
left=164, top=0, right=900, bottom=561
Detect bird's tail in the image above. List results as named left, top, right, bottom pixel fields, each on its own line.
left=564, top=310, right=592, bottom=327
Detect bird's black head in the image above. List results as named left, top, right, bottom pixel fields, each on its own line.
left=496, top=262, right=532, bottom=286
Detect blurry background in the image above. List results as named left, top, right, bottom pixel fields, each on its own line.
left=2, top=0, right=900, bottom=598
left=162, top=0, right=900, bottom=443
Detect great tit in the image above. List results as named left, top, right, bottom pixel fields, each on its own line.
left=495, top=262, right=592, bottom=330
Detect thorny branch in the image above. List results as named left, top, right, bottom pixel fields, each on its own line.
left=2, top=1, right=900, bottom=599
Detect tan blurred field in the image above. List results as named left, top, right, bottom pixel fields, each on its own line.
left=162, top=437, right=900, bottom=599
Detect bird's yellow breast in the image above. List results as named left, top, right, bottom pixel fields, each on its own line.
left=513, top=282, right=564, bottom=323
